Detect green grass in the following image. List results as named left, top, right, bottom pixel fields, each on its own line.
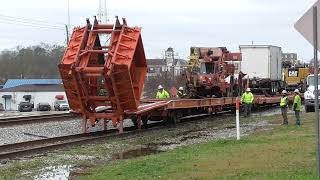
left=0, top=159, right=47, bottom=180
left=85, top=113, right=318, bottom=180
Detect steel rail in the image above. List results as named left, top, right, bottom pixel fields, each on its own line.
left=0, top=113, right=79, bottom=127
left=0, top=122, right=164, bottom=160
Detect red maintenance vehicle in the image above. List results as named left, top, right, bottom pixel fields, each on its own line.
left=59, top=17, right=287, bottom=133
left=186, top=47, right=242, bottom=98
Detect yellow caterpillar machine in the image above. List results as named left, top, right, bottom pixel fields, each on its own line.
left=284, top=66, right=309, bottom=92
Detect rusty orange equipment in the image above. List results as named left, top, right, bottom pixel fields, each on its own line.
left=59, top=17, right=147, bottom=133
left=186, top=47, right=242, bottom=98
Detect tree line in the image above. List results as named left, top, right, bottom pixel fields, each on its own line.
left=0, top=43, right=65, bottom=84
left=143, top=71, right=186, bottom=98
left=0, top=43, right=184, bottom=98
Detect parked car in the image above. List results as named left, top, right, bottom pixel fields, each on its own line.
left=36, top=102, right=51, bottom=111
left=0, top=103, right=4, bottom=111
left=18, top=102, right=33, bottom=112
left=54, top=100, right=70, bottom=111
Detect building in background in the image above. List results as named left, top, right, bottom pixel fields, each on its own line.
left=147, top=47, right=188, bottom=79
left=0, top=79, right=66, bottom=111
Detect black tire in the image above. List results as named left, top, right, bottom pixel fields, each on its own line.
left=305, top=105, right=314, bottom=113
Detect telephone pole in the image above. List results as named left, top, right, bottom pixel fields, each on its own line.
left=65, top=24, right=69, bottom=44
left=67, top=0, right=71, bottom=34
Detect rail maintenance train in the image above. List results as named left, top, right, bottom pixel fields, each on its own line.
left=58, top=17, right=294, bottom=133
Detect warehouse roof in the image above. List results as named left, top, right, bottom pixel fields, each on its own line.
left=147, top=59, right=188, bottom=66
left=147, top=59, right=166, bottom=66
left=3, top=79, right=62, bottom=89
left=0, top=84, right=64, bottom=92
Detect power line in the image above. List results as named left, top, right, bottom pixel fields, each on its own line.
left=0, top=19, right=65, bottom=31
left=0, top=13, right=65, bottom=26
left=0, top=17, right=64, bottom=28
left=0, top=18, right=65, bottom=29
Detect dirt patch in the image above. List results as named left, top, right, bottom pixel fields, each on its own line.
left=112, top=147, right=163, bottom=160
left=148, top=120, right=272, bottom=151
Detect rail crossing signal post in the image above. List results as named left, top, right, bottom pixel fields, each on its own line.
left=314, top=6, right=320, bottom=177
left=295, top=1, right=320, bottom=176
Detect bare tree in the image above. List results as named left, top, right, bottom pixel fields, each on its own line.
left=143, top=69, right=186, bottom=98
left=0, top=43, right=65, bottom=84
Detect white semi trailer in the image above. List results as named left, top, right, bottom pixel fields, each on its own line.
left=239, top=45, right=284, bottom=95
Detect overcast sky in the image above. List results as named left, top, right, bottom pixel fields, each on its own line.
left=0, top=0, right=317, bottom=61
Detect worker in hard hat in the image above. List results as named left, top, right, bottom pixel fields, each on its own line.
left=241, top=88, right=254, bottom=117
left=176, top=86, right=187, bottom=98
left=293, top=89, right=302, bottom=126
left=280, top=90, right=289, bottom=125
left=156, top=85, right=170, bottom=99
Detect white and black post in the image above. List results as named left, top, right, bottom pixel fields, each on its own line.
left=236, top=97, right=240, bottom=140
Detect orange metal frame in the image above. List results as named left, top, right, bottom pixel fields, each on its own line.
left=59, top=17, right=147, bottom=133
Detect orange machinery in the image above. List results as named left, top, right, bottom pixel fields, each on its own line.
left=59, top=17, right=287, bottom=134
left=59, top=17, right=147, bottom=133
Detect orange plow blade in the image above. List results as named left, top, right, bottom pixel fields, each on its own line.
left=58, top=17, right=147, bottom=127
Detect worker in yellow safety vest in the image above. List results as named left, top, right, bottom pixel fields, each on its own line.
left=241, top=88, right=254, bottom=117
left=280, top=90, right=289, bottom=125
left=176, top=86, right=187, bottom=98
left=293, top=89, right=302, bottom=126
left=156, top=85, right=170, bottom=99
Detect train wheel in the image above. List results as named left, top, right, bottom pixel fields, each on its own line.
left=167, top=111, right=180, bottom=125
left=142, top=116, right=148, bottom=128
left=131, top=116, right=139, bottom=128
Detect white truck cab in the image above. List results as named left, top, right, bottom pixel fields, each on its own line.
left=304, top=74, right=320, bottom=112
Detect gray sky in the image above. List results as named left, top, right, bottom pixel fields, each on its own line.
left=0, top=0, right=317, bottom=61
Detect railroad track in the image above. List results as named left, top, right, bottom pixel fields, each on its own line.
left=0, top=122, right=164, bottom=160
left=0, top=113, right=79, bottom=127
left=0, top=112, right=235, bottom=160
left=0, top=106, right=279, bottom=160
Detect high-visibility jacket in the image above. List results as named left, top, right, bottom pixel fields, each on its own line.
left=293, top=95, right=302, bottom=111
left=156, top=90, right=170, bottom=99
left=241, top=92, right=254, bottom=104
left=280, top=96, right=288, bottom=107
left=177, top=91, right=187, bottom=98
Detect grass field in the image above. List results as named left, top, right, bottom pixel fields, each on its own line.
left=85, top=113, right=318, bottom=180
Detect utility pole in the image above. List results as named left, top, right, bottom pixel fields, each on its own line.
left=67, top=0, right=71, bottom=34
left=65, top=24, right=69, bottom=44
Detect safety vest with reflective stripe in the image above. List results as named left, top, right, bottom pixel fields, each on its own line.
left=280, top=96, right=288, bottom=107
left=177, top=91, right=187, bottom=98
left=241, top=92, right=254, bottom=104
left=156, top=90, right=170, bottom=99
left=293, top=95, right=302, bottom=111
